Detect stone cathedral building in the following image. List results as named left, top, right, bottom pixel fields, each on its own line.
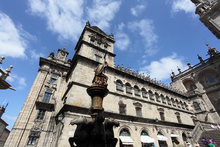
left=191, top=0, right=220, bottom=39
left=5, top=22, right=220, bottom=147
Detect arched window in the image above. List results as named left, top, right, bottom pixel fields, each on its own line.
left=125, top=83, right=132, bottom=94
left=141, top=130, right=155, bottom=146
left=120, top=129, right=130, bottom=136
left=149, top=90, right=154, bottom=100
left=198, top=69, right=219, bottom=87
left=155, top=92, right=160, bottom=102
left=116, top=80, right=124, bottom=91
left=119, top=128, right=134, bottom=147
left=134, top=85, right=140, bottom=96
left=141, top=130, right=149, bottom=136
left=193, top=101, right=201, bottom=111
left=183, top=79, right=197, bottom=92
left=141, top=88, right=148, bottom=98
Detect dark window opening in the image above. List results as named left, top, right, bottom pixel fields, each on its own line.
left=36, top=109, right=46, bottom=120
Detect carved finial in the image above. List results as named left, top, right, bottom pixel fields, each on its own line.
left=0, top=56, right=5, bottom=64
left=86, top=21, right=90, bottom=27
left=5, top=65, right=13, bottom=75
left=177, top=66, right=181, bottom=73
left=171, top=70, right=175, bottom=77
left=197, top=54, right=204, bottom=63
left=187, top=63, right=192, bottom=68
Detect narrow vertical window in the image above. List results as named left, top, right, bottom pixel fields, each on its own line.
left=27, top=131, right=40, bottom=145
left=159, top=112, right=165, bottom=121
left=136, top=107, right=142, bottom=117
left=49, top=74, right=58, bottom=84
left=43, top=89, right=52, bottom=103
left=36, top=109, right=46, bottom=120
left=175, top=112, right=182, bottom=124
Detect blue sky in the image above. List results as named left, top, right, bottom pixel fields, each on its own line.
left=0, top=0, right=219, bottom=129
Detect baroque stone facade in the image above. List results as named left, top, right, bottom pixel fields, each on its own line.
left=5, top=22, right=220, bottom=147
left=191, top=0, right=220, bottom=39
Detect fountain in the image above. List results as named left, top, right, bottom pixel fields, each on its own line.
left=69, top=60, right=119, bottom=147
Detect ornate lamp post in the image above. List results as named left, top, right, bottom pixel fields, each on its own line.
left=69, top=61, right=119, bottom=147
left=0, top=56, right=14, bottom=90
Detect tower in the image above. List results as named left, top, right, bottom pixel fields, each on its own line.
left=4, top=48, right=71, bottom=147
left=191, top=0, right=220, bottom=39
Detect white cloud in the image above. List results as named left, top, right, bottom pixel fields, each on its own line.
left=115, top=32, right=130, bottom=51
left=128, top=19, right=158, bottom=55
left=29, top=50, right=44, bottom=60
left=172, top=0, right=195, bottom=14
left=28, top=0, right=85, bottom=41
left=0, top=13, right=27, bottom=58
left=140, top=53, right=187, bottom=81
left=130, top=4, right=146, bottom=16
left=28, top=0, right=122, bottom=41
left=87, top=0, right=121, bottom=30
left=6, top=74, right=27, bottom=90
left=2, top=114, right=17, bottom=121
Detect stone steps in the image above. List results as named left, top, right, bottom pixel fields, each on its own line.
left=198, top=130, right=220, bottom=147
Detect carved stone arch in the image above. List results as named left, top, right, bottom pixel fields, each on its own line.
left=118, top=125, right=133, bottom=135
left=198, top=68, right=219, bottom=87
left=140, top=127, right=152, bottom=136
left=182, top=78, right=197, bottom=92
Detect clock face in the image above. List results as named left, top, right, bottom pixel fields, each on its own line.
left=61, top=51, right=65, bottom=56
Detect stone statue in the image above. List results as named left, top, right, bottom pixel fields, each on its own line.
left=92, top=59, right=108, bottom=87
